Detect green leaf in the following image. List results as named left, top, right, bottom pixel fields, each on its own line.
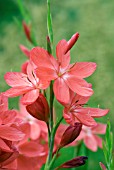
left=17, top=0, right=31, bottom=23
left=47, top=0, right=53, bottom=44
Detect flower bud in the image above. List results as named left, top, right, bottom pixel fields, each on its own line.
left=59, top=122, right=82, bottom=149
left=57, top=156, right=88, bottom=169
left=22, top=21, right=32, bottom=43
left=26, top=93, right=49, bottom=123
left=20, top=45, right=30, bottom=58
left=99, top=162, right=107, bottom=170
left=65, top=32, right=79, bottom=54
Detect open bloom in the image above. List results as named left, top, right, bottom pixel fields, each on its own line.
left=76, top=123, right=107, bottom=151
left=4, top=62, right=49, bottom=105
left=30, top=32, right=96, bottom=104
left=63, top=91, right=109, bottom=127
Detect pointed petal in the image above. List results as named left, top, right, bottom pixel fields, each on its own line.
left=21, top=89, right=39, bottom=105
left=56, top=40, right=70, bottom=68
left=20, top=45, right=30, bottom=58
left=0, top=93, right=8, bottom=112
left=0, top=138, right=11, bottom=152
left=70, top=62, right=97, bottom=78
left=4, top=87, right=32, bottom=97
left=0, top=126, right=25, bottom=141
left=53, top=78, right=70, bottom=104
left=74, top=112, right=97, bottom=127
left=18, top=141, right=43, bottom=157
left=0, top=110, right=17, bottom=124
left=84, top=135, right=98, bottom=151
left=65, top=75, right=93, bottom=96
left=30, top=47, right=55, bottom=69
left=94, top=135, right=102, bottom=148
left=78, top=108, right=109, bottom=118
left=4, top=72, right=31, bottom=87
left=35, top=67, right=57, bottom=81
left=30, top=122, right=41, bottom=140
left=92, top=123, right=106, bottom=134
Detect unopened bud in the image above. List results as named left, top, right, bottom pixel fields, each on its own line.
left=20, top=45, right=30, bottom=58
left=57, top=156, right=88, bottom=169
left=26, top=93, right=49, bottom=123
left=65, top=32, right=79, bottom=54
left=99, top=162, right=107, bottom=170
left=22, top=21, right=32, bottom=43
left=59, top=122, right=82, bottom=149
left=46, top=36, right=52, bottom=54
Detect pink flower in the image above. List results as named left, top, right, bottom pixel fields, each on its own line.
left=76, top=123, right=107, bottom=151
left=63, top=91, right=109, bottom=127
left=30, top=32, right=96, bottom=104
left=4, top=62, right=49, bottom=105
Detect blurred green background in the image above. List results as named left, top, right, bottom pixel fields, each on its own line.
left=0, top=0, right=114, bottom=169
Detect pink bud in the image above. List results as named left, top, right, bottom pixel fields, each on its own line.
left=57, top=156, right=88, bottom=169
left=65, top=32, right=79, bottom=54
left=20, top=45, right=30, bottom=58
left=22, top=21, right=32, bottom=43
left=59, top=122, right=82, bottom=149
left=26, top=93, right=49, bottom=123
left=99, top=162, right=107, bottom=170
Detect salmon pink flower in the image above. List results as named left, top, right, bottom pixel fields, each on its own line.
left=76, top=123, right=107, bottom=151
left=31, top=32, right=96, bottom=104
left=4, top=62, right=49, bottom=105
left=63, top=91, right=109, bottom=127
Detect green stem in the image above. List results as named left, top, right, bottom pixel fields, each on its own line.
left=44, top=117, right=63, bottom=170
left=49, top=81, right=54, bottom=131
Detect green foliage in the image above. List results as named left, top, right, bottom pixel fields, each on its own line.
left=102, top=121, right=114, bottom=170
left=47, top=0, right=53, bottom=45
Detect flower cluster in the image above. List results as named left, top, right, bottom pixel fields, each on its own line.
left=1, top=29, right=109, bottom=169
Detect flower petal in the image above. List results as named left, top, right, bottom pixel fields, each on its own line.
left=18, top=141, right=43, bottom=157
left=0, top=138, right=11, bottom=152
left=74, top=112, right=97, bottom=127
left=94, top=135, right=102, bottom=148
left=64, top=75, right=93, bottom=96
left=70, top=62, right=97, bottom=78
left=56, top=40, right=70, bottom=68
left=4, top=72, right=31, bottom=87
left=0, top=125, right=25, bottom=141
left=35, top=67, right=57, bottom=81
left=21, top=89, right=39, bottom=105
left=78, top=108, right=109, bottom=118
left=92, top=123, right=106, bottom=134
left=53, top=78, right=70, bottom=104
left=0, top=110, right=17, bottom=125
left=84, top=135, right=97, bottom=151
left=4, top=87, right=32, bottom=97
left=30, top=47, right=56, bottom=69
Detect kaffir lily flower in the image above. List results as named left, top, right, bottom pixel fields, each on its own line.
left=30, top=32, right=96, bottom=104
left=4, top=62, right=49, bottom=105
left=63, top=91, right=109, bottom=127
left=76, top=123, right=107, bottom=151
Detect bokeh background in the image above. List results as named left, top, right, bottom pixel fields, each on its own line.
left=0, top=0, right=114, bottom=169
